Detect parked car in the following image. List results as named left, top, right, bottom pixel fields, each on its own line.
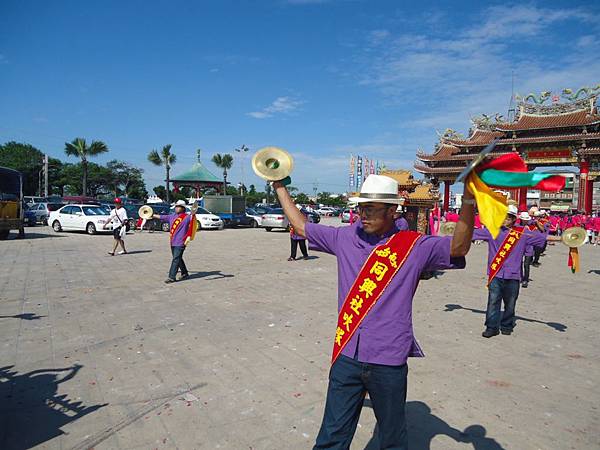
left=49, top=204, right=112, bottom=235
left=28, top=202, right=65, bottom=225
left=261, top=208, right=290, bottom=231
left=23, top=204, right=37, bottom=226
left=253, top=205, right=271, bottom=215
left=316, top=206, right=336, bottom=216
left=170, top=205, right=224, bottom=230
left=244, top=208, right=263, bottom=227
left=301, top=208, right=321, bottom=223
left=341, top=209, right=358, bottom=223
left=24, top=196, right=46, bottom=205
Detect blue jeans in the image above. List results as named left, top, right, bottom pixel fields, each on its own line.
left=168, top=246, right=188, bottom=280
left=314, top=355, right=408, bottom=450
left=486, top=277, right=520, bottom=331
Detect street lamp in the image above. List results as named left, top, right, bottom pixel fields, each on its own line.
left=234, top=145, right=249, bottom=195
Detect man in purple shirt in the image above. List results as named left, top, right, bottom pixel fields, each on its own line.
left=394, top=205, right=410, bottom=231
left=273, top=174, right=475, bottom=450
left=472, top=205, right=552, bottom=338
left=152, top=200, right=193, bottom=283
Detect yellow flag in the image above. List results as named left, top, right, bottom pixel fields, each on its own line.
left=466, top=172, right=508, bottom=239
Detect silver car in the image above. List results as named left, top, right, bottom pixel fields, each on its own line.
left=29, top=202, right=65, bottom=224
left=261, top=208, right=289, bottom=232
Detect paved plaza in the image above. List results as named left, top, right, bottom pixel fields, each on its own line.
left=0, top=219, right=598, bottom=450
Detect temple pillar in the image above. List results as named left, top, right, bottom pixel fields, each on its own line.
left=443, top=181, right=451, bottom=212
left=578, top=161, right=592, bottom=214
left=519, top=187, right=528, bottom=211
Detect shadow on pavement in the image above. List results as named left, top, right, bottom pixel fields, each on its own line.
left=125, top=250, right=153, bottom=255
left=588, top=269, right=600, bottom=275
left=363, top=400, right=505, bottom=450
left=0, top=313, right=45, bottom=321
left=0, top=364, right=107, bottom=450
left=185, top=270, right=234, bottom=280
left=444, top=303, right=567, bottom=332
left=5, top=232, right=64, bottom=240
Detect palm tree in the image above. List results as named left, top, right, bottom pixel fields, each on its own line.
left=148, top=145, right=176, bottom=203
left=64, top=138, right=109, bottom=196
left=211, top=153, right=234, bottom=195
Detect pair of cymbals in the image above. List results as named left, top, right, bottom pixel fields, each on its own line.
left=439, top=221, right=456, bottom=236
left=251, top=146, right=294, bottom=181
left=561, top=226, right=586, bottom=248
left=138, top=205, right=154, bottom=220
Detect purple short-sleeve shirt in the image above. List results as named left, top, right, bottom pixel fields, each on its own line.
left=305, top=221, right=466, bottom=366
left=473, top=227, right=546, bottom=280
left=160, top=213, right=192, bottom=247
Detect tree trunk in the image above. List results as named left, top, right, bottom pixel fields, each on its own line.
left=165, top=164, right=170, bottom=204
left=223, top=169, right=227, bottom=195
left=82, top=159, right=88, bottom=196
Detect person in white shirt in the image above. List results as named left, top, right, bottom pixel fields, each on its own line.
left=103, top=198, right=128, bottom=255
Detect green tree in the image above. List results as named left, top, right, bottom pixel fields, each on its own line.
left=64, top=138, right=109, bottom=196
left=148, top=145, right=176, bottom=204
left=211, top=153, right=234, bottom=195
left=106, top=160, right=147, bottom=199
left=295, top=193, right=310, bottom=204
left=0, top=141, right=45, bottom=195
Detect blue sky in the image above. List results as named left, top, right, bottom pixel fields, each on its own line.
left=1, top=0, right=599, bottom=194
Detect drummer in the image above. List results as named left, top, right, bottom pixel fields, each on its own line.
left=151, top=200, right=194, bottom=283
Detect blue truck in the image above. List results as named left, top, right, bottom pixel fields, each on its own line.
left=202, top=195, right=249, bottom=227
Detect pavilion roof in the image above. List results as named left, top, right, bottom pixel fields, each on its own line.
left=496, top=109, right=600, bottom=131
left=501, top=131, right=600, bottom=145
left=407, top=184, right=438, bottom=201
left=171, top=160, right=221, bottom=183
left=416, top=143, right=461, bottom=160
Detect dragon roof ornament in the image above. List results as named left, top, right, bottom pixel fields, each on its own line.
left=515, top=84, right=599, bottom=116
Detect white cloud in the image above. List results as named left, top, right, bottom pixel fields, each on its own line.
left=355, top=4, right=600, bottom=136
left=247, top=96, right=304, bottom=119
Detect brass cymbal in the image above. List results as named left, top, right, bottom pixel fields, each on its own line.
left=138, top=205, right=154, bottom=220
left=439, top=221, right=456, bottom=236
left=561, top=226, right=586, bottom=248
left=251, top=146, right=294, bottom=181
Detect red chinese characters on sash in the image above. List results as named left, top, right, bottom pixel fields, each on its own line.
left=331, top=231, right=422, bottom=364
left=487, top=226, right=524, bottom=286
left=170, top=213, right=188, bottom=241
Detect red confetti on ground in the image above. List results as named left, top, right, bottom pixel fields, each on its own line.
left=486, top=380, right=511, bottom=388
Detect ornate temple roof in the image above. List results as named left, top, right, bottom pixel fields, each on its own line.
left=579, top=147, right=600, bottom=155
left=496, top=109, right=600, bottom=131
left=380, top=169, right=420, bottom=188
left=445, top=129, right=504, bottom=146
left=171, top=152, right=221, bottom=184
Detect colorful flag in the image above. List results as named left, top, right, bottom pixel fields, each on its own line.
left=370, top=160, right=375, bottom=174
left=356, top=156, right=363, bottom=190
left=467, top=153, right=565, bottom=238
left=349, top=155, right=355, bottom=191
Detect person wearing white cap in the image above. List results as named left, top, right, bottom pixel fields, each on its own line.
left=394, top=205, right=409, bottom=231
left=472, top=205, right=557, bottom=337
left=272, top=174, right=476, bottom=449
left=151, top=200, right=193, bottom=283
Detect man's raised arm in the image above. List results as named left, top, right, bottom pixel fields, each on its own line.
left=451, top=185, right=476, bottom=257
left=273, top=181, right=308, bottom=237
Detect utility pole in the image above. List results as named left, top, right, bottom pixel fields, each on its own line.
left=234, top=145, right=249, bottom=195
left=44, top=154, right=49, bottom=197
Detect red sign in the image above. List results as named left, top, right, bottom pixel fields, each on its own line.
left=527, top=150, right=572, bottom=159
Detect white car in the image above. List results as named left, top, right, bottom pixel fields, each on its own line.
left=316, top=207, right=336, bottom=216
left=172, top=206, right=224, bottom=230
left=245, top=208, right=263, bottom=227
left=49, top=204, right=113, bottom=235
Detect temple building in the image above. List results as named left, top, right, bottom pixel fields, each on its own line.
left=380, top=169, right=439, bottom=232
left=414, top=87, right=600, bottom=214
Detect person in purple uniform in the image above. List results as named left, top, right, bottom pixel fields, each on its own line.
left=518, top=211, right=535, bottom=288
left=152, top=200, right=193, bottom=283
left=473, top=205, right=556, bottom=338
left=272, top=174, right=475, bottom=450
left=394, top=205, right=410, bottom=231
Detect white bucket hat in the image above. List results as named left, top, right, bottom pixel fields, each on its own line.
left=175, top=200, right=187, bottom=207
left=507, top=204, right=518, bottom=217
left=349, top=175, right=402, bottom=205
left=519, top=211, right=531, bottom=221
